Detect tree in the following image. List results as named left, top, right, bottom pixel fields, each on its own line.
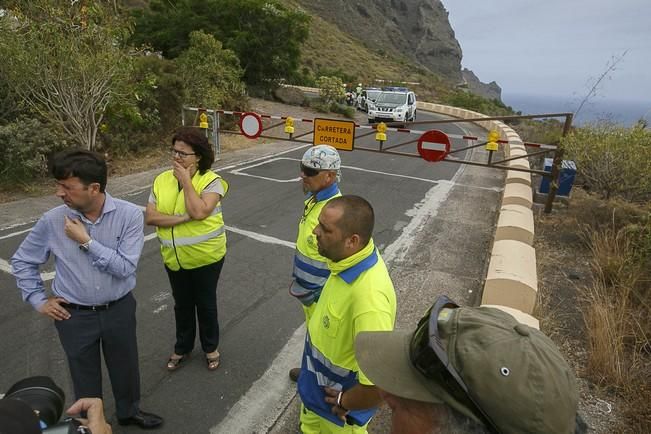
left=212, top=0, right=310, bottom=85
left=0, top=1, right=133, bottom=151
left=574, top=51, right=628, bottom=119
left=130, top=0, right=210, bottom=58
left=563, top=123, right=651, bottom=201
left=175, top=30, right=246, bottom=110
left=131, top=0, right=310, bottom=85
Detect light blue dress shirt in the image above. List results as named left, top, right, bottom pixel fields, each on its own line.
left=11, top=193, right=144, bottom=310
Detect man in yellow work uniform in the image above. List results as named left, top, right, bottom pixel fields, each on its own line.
left=297, top=195, right=396, bottom=434
left=288, top=145, right=342, bottom=382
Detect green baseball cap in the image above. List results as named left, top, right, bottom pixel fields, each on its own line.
left=355, top=298, right=579, bottom=434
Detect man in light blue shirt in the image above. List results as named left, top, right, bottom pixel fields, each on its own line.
left=11, top=150, right=163, bottom=430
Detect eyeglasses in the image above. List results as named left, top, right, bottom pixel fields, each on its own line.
left=409, top=296, right=501, bottom=434
left=300, top=163, right=321, bottom=177
left=171, top=148, right=196, bottom=158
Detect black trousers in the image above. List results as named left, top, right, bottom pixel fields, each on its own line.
left=55, top=292, right=140, bottom=419
left=165, top=258, right=225, bottom=355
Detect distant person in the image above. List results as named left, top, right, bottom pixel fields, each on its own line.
left=297, top=196, right=396, bottom=434
left=288, top=145, right=342, bottom=382
left=355, top=296, right=588, bottom=434
left=145, top=127, right=229, bottom=372
left=11, top=150, right=163, bottom=429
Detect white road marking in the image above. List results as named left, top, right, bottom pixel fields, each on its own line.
left=0, top=258, right=11, bottom=274
left=211, top=122, right=479, bottom=433
left=211, top=164, right=467, bottom=433
left=0, top=227, right=32, bottom=240
left=153, top=304, right=168, bottom=314
left=210, top=324, right=306, bottom=434
left=225, top=225, right=295, bottom=249
left=0, top=258, right=56, bottom=281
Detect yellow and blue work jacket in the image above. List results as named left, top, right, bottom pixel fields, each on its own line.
left=153, top=169, right=228, bottom=271
left=297, top=240, right=397, bottom=427
left=289, top=183, right=341, bottom=307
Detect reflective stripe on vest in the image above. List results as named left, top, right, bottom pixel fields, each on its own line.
left=291, top=186, right=341, bottom=305
left=291, top=250, right=329, bottom=298
left=159, top=226, right=225, bottom=247
left=298, top=333, right=376, bottom=427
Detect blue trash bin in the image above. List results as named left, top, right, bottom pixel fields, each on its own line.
left=539, top=158, right=576, bottom=197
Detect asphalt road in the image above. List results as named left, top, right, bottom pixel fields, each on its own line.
left=0, top=111, right=490, bottom=433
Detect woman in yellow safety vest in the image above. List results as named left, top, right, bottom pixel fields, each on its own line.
left=145, top=127, right=229, bottom=372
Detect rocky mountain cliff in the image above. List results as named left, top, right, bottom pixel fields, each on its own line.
left=462, top=68, right=502, bottom=101
left=296, top=0, right=462, bottom=81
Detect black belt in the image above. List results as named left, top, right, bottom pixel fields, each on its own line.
left=62, top=293, right=128, bottom=311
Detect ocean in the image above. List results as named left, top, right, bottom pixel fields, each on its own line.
left=503, top=93, right=650, bottom=127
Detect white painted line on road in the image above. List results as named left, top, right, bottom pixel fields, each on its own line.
left=0, top=258, right=56, bottom=281
left=210, top=324, right=306, bottom=434
left=136, top=203, right=294, bottom=248
left=218, top=143, right=310, bottom=172
left=229, top=157, right=300, bottom=183
left=230, top=157, right=496, bottom=192
left=0, top=258, right=11, bottom=274
left=225, top=225, right=295, bottom=249
left=151, top=291, right=172, bottom=303
left=436, top=179, right=503, bottom=192
left=100, top=143, right=312, bottom=198
left=153, top=304, right=168, bottom=314
left=342, top=164, right=438, bottom=184
left=214, top=162, right=467, bottom=433
left=0, top=227, right=31, bottom=241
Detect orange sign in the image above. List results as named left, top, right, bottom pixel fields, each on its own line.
left=313, top=118, right=356, bottom=151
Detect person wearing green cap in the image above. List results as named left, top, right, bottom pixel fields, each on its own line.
left=355, top=296, right=588, bottom=434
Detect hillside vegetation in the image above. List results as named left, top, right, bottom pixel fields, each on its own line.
left=0, top=0, right=516, bottom=190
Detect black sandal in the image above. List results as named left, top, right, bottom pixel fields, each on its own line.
left=166, top=354, right=189, bottom=371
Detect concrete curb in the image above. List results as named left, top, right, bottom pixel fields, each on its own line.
left=417, top=101, right=539, bottom=325
left=495, top=204, right=535, bottom=246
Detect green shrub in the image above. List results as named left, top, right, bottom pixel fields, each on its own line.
left=0, top=118, right=69, bottom=183
left=563, top=123, right=651, bottom=201
left=329, top=103, right=356, bottom=119
left=175, top=31, right=248, bottom=112
left=101, top=55, right=184, bottom=154
left=315, top=76, right=345, bottom=105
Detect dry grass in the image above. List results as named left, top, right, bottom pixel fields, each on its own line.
left=535, top=188, right=651, bottom=432
left=575, top=198, right=651, bottom=431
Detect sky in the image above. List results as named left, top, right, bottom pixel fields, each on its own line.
left=440, top=0, right=650, bottom=109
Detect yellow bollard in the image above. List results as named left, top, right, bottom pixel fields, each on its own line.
left=199, top=112, right=209, bottom=129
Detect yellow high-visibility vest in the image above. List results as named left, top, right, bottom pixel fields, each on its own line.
left=153, top=169, right=228, bottom=271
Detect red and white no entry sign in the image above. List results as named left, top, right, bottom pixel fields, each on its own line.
left=239, top=112, right=263, bottom=139
left=417, top=130, right=450, bottom=162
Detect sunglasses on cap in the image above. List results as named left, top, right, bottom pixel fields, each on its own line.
left=300, top=163, right=321, bottom=177
left=409, top=295, right=501, bottom=434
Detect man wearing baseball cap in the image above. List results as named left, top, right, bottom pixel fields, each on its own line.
left=355, top=296, right=587, bottom=434
left=288, top=144, right=343, bottom=382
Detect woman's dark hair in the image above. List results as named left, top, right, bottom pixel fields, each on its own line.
left=172, top=127, right=215, bottom=173
left=50, top=150, right=107, bottom=192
